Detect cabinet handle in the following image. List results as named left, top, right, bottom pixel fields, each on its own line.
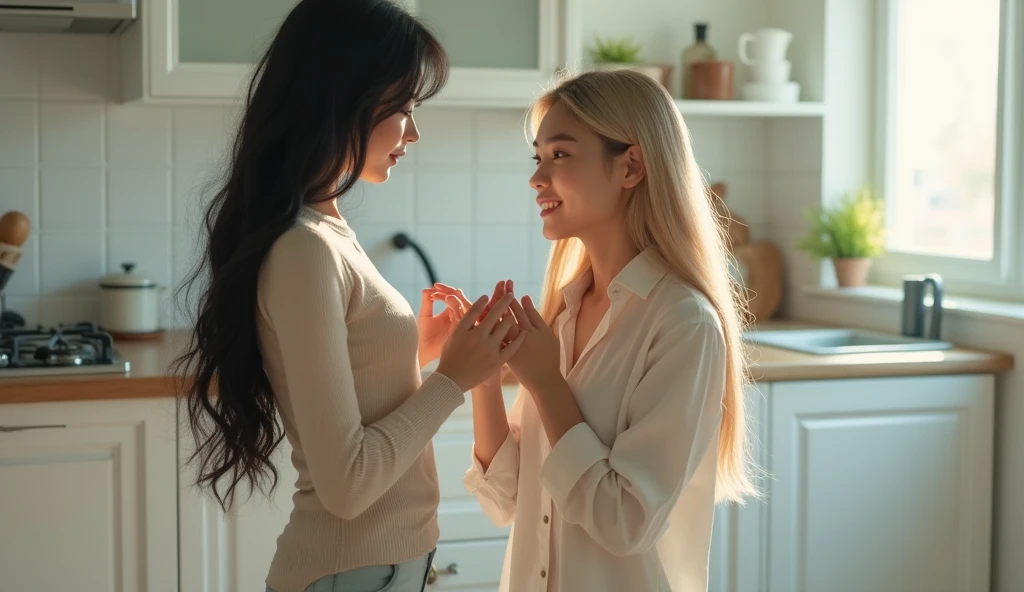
left=426, top=563, right=459, bottom=584
left=0, top=424, right=67, bottom=432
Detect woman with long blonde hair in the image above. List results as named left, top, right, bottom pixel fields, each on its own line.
left=431, top=69, right=757, bottom=591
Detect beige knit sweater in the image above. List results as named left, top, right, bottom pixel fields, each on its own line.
left=257, top=206, right=465, bottom=592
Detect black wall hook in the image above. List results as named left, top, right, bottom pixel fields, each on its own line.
left=391, top=232, right=438, bottom=285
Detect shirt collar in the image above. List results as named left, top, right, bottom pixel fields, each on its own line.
left=560, top=247, right=668, bottom=309
left=608, top=247, right=668, bottom=300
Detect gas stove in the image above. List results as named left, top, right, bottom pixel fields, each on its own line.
left=0, top=322, right=131, bottom=378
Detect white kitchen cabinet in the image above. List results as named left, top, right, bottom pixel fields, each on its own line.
left=705, top=375, right=995, bottom=592
left=0, top=398, right=178, bottom=592
left=426, top=539, right=508, bottom=591
left=178, top=408, right=298, bottom=592
left=767, top=374, right=994, bottom=592
left=120, top=0, right=582, bottom=107
left=708, top=384, right=768, bottom=592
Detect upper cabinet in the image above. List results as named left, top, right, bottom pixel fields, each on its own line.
left=408, top=0, right=580, bottom=107
left=120, top=0, right=582, bottom=107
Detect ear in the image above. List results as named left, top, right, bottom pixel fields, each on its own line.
left=620, top=145, right=646, bottom=189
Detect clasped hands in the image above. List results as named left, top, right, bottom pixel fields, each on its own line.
left=417, top=279, right=561, bottom=393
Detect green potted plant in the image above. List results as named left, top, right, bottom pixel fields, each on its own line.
left=796, top=187, right=886, bottom=287
left=589, top=36, right=667, bottom=88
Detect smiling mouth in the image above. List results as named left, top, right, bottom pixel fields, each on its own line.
left=539, top=201, right=562, bottom=215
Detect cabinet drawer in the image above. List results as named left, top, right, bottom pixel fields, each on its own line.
left=427, top=539, right=507, bottom=591
left=434, top=430, right=511, bottom=541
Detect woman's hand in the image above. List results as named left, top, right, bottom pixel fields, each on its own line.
left=417, top=287, right=461, bottom=368
left=433, top=280, right=520, bottom=389
left=505, top=295, right=562, bottom=392
left=435, top=293, right=525, bottom=392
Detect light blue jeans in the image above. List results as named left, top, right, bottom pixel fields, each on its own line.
left=267, top=550, right=435, bottom=592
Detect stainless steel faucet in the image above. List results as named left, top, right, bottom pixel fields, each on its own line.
left=901, top=273, right=944, bottom=340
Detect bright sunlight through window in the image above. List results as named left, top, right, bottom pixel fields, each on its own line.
left=889, top=0, right=1001, bottom=260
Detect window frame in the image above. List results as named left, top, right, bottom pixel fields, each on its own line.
left=871, top=0, right=1024, bottom=302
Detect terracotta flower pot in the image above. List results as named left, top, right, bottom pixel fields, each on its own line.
left=593, top=63, right=671, bottom=90
left=833, top=257, right=872, bottom=287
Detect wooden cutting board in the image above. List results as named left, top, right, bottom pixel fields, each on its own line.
left=710, top=182, right=783, bottom=322
left=735, top=241, right=783, bottom=321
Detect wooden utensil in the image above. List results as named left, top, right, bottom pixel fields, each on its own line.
left=709, top=183, right=750, bottom=249
left=0, top=210, right=30, bottom=247
left=0, top=210, right=30, bottom=279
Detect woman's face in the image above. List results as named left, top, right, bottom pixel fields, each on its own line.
left=361, top=100, right=420, bottom=183
left=529, top=100, right=644, bottom=241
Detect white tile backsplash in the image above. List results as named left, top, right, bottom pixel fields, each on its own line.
left=0, top=167, right=39, bottom=221
left=347, top=169, right=415, bottom=225
left=474, top=225, right=532, bottom=289
left=412, top=224, right=475, bottom=287
left=718, top=172, right=769, bottom=235
left=172, top=107, right=235, bottom=165
left=38, top=296, right=100, bottom=327
left=106, top=104, right=172, bottom=165
left=172, top=166, right=216, bottom=231
left=767, top=170, right=823, bottom=232
left=474, top=171, right=534, bottom=223
left=107, top=168, right=172, bottom=228
left=476, top=110, right=531, bottom=167
left=0, top=32, right=820, bottom=328
left=40, top=167, right=104, bottom=229
left=40, top=102, right=104, bottom=165
left=0, top=101, right=39, bottom=166
left=39, top=232, right=104, bottom=295
left=0, top=34, right=39, bottom=99
left=413, top=109, right=473, bottom=167
left=414, top=171, right=473, bottom=224
left=768, top=118, right=823, bottom=173
left=729, top=119, right=769, bottom=172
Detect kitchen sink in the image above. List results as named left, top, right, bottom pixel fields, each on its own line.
left=741, top=328, right=953, bottom=355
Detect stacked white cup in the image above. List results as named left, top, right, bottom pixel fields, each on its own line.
left=738, top=28, right=800, bottom=102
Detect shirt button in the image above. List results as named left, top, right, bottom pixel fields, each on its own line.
left=541, top=570, right=547, bottom=578
left=543, top=515, right=549, bottom=524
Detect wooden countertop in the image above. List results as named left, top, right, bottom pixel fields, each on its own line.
left=0, top=320, right=1014, bottom=404
left=0, top=331, right=193, bottom=404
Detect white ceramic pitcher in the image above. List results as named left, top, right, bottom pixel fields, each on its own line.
left=738, top=28, right=793, bottom=66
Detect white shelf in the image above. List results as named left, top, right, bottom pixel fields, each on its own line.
left=675, top=99, right=825, bottom=117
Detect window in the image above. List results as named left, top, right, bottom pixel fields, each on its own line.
left=875, top=0, right=1023, bottom=299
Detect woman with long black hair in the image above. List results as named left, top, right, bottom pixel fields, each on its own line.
left=173, top=2, right=522, bottom=591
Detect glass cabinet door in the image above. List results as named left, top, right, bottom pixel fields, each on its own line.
left=177, top=0, right=298, bottom=64
left=414, top=0, right=540, bottom=70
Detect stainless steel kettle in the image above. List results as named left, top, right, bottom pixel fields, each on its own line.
left=901, top=273, right=944, bottom=340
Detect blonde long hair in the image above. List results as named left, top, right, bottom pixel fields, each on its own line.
left=529, top=70, right=758, bottom=503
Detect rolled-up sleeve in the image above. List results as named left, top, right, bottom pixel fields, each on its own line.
left=463, top=392, right=525, bottom=527
left=538, top=319, right=726, bottom=557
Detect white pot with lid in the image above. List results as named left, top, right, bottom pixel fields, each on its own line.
left=99, top=262, right=163, bottom=335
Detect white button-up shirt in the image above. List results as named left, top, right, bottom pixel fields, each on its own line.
left=464, top=249, right=727, bottom=592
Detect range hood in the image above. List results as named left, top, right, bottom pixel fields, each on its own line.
left=0, top=0, right=136, bottom=34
